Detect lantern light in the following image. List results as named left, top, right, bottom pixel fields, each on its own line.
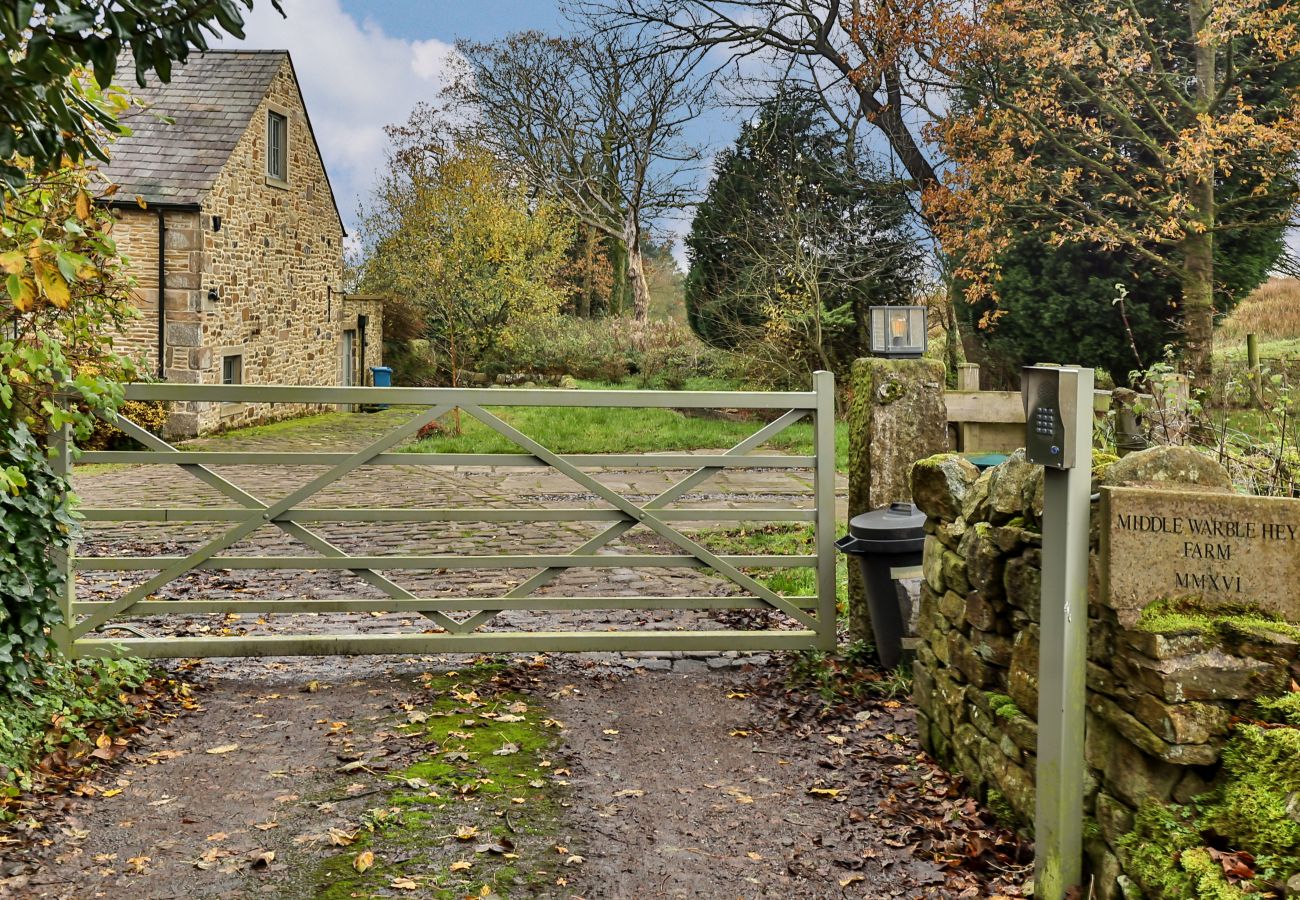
left=869, top=305, right=928, bottom=358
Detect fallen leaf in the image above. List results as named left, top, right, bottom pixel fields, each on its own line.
left=353, top=850, right=375, bottom=873
left=840, top=874, right=865, bottom=887
left=449, top=860, right=473, bottom=873
left=602, top=729, right=619, bottom=735
left=205, top=744, right=239, bottom=755
left=206, top=832, right=228, bottom=842
left=101, top=788, right=123, bottom=798
left=248, top=850, right=275, bottom=869
left=492, top=743, right=519, bottom=756
left=808, top=787, right=843, bottom=798
left=565, top=854, right=585, bottom=866
left=455, top=825, right=479, bottom=841
left=253, top=820, right=279, bottom=831
left=746, top=851, right=763, bottom=861
left=391, top=877, right=419, bottom=890
left=127, top=855, right=150, bottom=874
left=327, top=828, right=357, bottom=847
left=612, top=789, right=645, bottom=798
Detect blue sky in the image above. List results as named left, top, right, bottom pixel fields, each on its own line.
left=219, top=0, right=735, bottom=260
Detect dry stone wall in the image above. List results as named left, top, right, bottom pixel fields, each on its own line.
left=909, top=447, right=1300, bottom=898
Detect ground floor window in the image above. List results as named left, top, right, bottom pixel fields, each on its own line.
left=222, top=354, right=243, bottom=385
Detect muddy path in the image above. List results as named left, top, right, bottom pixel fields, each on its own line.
left=0, top=653, right=1024, bottom=900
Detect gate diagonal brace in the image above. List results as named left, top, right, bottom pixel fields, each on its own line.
left=106, top=415, right=476, bottom=635
left=71, top=404, right=466, bottom=638
left=454, top=408, right=810, bottom=633
left=459, top=404, right=818, bottom=631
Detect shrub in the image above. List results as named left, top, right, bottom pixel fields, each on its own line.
left=82, top=398, right=168, bottom=450
left=0, top=423, right=76, bottom=695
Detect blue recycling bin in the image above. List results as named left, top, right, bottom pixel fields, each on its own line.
left=369, top=366, right=392, bottom=409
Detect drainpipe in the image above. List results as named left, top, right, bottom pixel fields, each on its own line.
left=156, top=209, right=167, bottom=380
left=357, top=314, right=368, bottom=384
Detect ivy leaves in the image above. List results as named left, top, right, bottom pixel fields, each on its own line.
left=0, top=422, right=74, bottom=694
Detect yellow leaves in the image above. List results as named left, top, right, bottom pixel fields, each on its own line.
left=454, top=825, right=479, bottom=841
left=449, top=859, right=473, bottom=873
left=75, top=190, right=91, bottom=222
left=6, top=274, right=36, bottom=311
left=204, top=743, right=239, bottom=755
left=0, top=251, right=23, bottom=274
left=807, top=786, right=845, bottom=799
left=353, top=850, right=375, bottom=873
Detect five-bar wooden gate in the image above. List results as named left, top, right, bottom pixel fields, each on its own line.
left=56, top=373, right=837, bottom=658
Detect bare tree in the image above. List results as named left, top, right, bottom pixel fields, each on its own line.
left=590, top=0, right=971, bottom=366
left=449, top=29, right=709, bottom=325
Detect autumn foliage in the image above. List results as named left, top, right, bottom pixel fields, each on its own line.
left=933, top=0, right=1300, bottom=381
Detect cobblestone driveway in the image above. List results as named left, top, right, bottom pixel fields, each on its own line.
left=72, top=406, right=847, bottom=647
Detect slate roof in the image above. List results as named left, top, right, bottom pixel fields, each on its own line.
left=99, top=50, right=291, bottom=207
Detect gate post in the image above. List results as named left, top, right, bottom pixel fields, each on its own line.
left=813, top=370, right=838, bottom=651
left=50, top=423, right=75, bottom=658
left=846, top=358, right=948, bottom=645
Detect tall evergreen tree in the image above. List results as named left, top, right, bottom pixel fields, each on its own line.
left=685, top=88, right=922, bottom=375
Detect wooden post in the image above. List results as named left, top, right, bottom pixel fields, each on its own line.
left=50, top=423, right=75, bottom=658
left=1247, top=333, right=1262, bottom=407
left=956, top=363, right=980, bottom=451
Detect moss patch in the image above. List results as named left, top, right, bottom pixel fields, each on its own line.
left=1253, top=693, right=1300, bottom=727
left=295, top=663, right=570, bottom=899
left=1134, top=597, right=1300, bottom=642
left=986, top=693, right=1022, bottom=721
left=1118, top=722, right=1300, bottom=898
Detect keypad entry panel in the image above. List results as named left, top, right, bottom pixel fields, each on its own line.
left=1022, top=367, right=1078, bottom=469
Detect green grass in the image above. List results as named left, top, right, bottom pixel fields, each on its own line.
left=405, top=379, right=849, bottom=472
left=1216, top=337, right=1300, bottom=362
left=694, top=524, right=848, bottom=610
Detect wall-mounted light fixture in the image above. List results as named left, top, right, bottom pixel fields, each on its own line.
left=869, top=305, right=928, bottom=358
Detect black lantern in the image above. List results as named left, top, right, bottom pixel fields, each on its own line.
left=869, top=305, right=927, bottom=358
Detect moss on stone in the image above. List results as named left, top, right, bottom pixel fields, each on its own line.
left=1091, top=451, right=1120, bottom=482
left=1134, top=597, right=1300, bottom=642
left=1254, top=693, right=1300, bottom=727
left=985, top=789, right=1017, bottom=829
left=1203, top=725, right=1300, bottom=856
left=986, top=692, right=1022, bottom=720
left=1118, top=722, right=1300, bottom=897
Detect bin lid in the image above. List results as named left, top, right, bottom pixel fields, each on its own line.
left=370, top=365, right=392, bottom=373
left=848, top=502, right=926, bottom=542
left=965, top=453, right=1008, bottom=471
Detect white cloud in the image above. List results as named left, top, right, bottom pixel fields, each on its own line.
left=217, top=0, right=458, bottom=229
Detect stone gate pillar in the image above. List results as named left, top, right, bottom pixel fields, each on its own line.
left=847, top=357, right=949, bottom=646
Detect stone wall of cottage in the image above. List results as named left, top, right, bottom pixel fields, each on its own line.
left=908, top=447, right=1300, bottom=898
left=109, top=207, right=204, bottom=387
left=192, top=55, right=347, bottom=435
left=342, top=296, right=385, bottom=384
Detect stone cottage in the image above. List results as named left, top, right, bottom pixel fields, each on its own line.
left=100, top=49, right=382, bottom=438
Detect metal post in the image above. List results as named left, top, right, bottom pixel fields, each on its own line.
left=813, top=370, right=838, bottom=651
left=1034, top=367, right=1094, bottom=899
left=50, top=423, right=75, bottom=658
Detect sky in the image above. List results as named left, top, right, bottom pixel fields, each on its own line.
left=217, top=0, right=732, bottom=262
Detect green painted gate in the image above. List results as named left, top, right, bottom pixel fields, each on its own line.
left=56, top=373, right=838, bottom=658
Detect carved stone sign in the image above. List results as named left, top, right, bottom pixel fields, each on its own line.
left=1101, top=486, right=1300, bottom=626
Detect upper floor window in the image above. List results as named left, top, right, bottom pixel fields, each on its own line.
left=267, top=110, right=288, bottom=182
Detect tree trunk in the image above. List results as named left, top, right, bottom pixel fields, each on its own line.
left=1183, top=0, right=1217, bottom=388
left=623, top=212, right=651, bottom=327
left=606, top=234, right=628, bottom=316
left=1180, top=229, right=1215, bottom=387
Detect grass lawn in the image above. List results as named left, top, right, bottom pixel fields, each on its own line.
left=403, top=378, right=850, bottom=471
